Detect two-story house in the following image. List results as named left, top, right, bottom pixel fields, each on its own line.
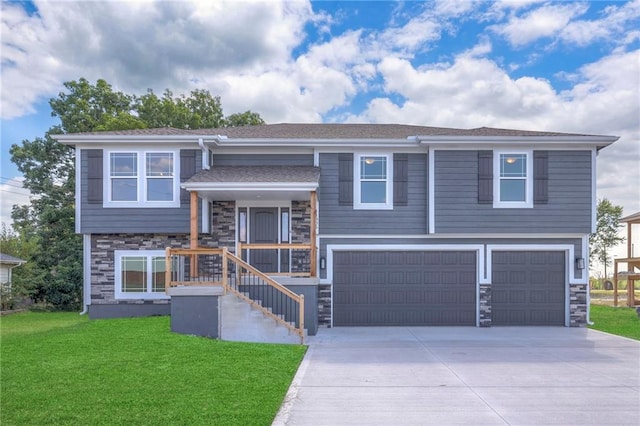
left=54, top=123, right=617, bottom=336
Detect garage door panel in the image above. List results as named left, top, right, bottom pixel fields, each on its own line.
left=333, top=251, right=476, bottom=326
left=492, top=251, right=565, bottom=326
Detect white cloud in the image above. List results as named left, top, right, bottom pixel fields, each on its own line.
left=1, top=0, right=314, bottom=119
left=351, top=49, right=640, bottom=216
left=492, top=2, right=589, bottom=47
left=0, top=177, right=31, bottom=227
left=559, top=0, right=640, bottom=47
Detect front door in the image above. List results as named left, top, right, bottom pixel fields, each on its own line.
left=249, top=207, right=279, bottom=272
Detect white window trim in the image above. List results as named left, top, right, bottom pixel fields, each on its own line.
left=104, top=149, right=180, bottom=208
left=114, top=250, right=169, bottom=300
left=493, top=149, right=533, bottom=209
left=353, top=153, right=393, bottom=210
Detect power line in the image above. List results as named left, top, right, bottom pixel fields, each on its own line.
left=0, top=181, right=26, bottom=189
left=0, top=188, right=31, bottom=197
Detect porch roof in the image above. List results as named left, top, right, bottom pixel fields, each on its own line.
left=182, top=166, right=320, bottom=201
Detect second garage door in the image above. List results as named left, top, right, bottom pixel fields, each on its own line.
left=333, top=251, right=477, bottom=326
left=492, top=251, right=566, bottom=325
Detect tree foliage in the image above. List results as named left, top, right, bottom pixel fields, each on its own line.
left=8, top=78, right=265, bottom=310
left=589, top=198, right=625, bottom=278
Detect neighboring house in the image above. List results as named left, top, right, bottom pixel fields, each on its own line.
left=0, top=253, right=26, bottom=289
left=54, top=123, right=618, bottom=332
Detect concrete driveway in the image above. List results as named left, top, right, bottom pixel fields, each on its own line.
left=274, top=327, right=640, bottom=425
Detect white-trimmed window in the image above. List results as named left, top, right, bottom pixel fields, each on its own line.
left=493, top=150, right=533, bottom=208
left=114, top=250, right=169, bottom=300
left=354, top=154, right=393, bottom=210
left=105, top=150, right=180, bottom=208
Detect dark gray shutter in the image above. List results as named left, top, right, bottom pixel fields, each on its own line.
left=478, top=151, right=493, bottom=204
left=86, top=149, right=103, bottom=204
left=393, top=153, right=408, bottom=206
left=180, top=150, right=197, bottom=203
left=533, top=151, right=549, bottom=204
left=338, top=153, right=353, bottom=206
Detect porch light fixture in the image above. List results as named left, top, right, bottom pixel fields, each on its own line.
left=320, top=257, right=326, bottom=270
left=364, top=158, right=376, bottom=165
left=575, top=257, right=585, bottom=270
left=505, top=157, right=517, bottom=164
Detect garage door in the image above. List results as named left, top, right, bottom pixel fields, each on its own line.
left=492, top=251, right=565, bottom=325
left=333, top=251, right=476, bottom=326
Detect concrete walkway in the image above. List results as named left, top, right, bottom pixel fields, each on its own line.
left=274, top=327, right=640, bottom=425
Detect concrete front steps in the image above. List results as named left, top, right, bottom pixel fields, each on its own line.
left=220, top=293, right=304, bottom=345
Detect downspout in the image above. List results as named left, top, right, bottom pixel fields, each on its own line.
left=79, top=234, right=91, bottom=315
left=198, top=138, right=210, bottom=170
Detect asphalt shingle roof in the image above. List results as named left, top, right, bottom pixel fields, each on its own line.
left=64, top=123, right=597, bottom=138
left=186, top=166, right=321, bottom=183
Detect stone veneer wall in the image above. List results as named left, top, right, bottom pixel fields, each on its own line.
left=91, top=201, right=237, bottom=305
left=569, top=283, right=587, bottom=327
left=291, top=201, right=311, bottom=274
left=317, top=283, right=332, bottom=327
left=211, top=201, right=236, bottom=250
left=479, top=284, right=491, bottom=327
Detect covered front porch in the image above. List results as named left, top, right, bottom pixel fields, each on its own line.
left=163, top=165, right=321, bottom=343
left=183, top=165, right=320, bottom=278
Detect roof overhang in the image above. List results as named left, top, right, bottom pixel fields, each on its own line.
left=53, top=130, right=619, bottom=151
left=183, top=182, right=318, bottom=201
left=417, top=135, right=619, bottom=150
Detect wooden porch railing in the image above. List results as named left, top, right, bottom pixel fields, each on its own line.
left=238, top=242, right=316, bottom=277
left=165, top=247, right=305, bottom=342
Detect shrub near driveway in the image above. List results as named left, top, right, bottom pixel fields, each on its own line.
left=1, top=313, right=306, bottom=426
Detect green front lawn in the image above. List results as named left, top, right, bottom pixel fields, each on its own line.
left=1, top=312, right=306, bottom=425
left=589, top=304, right=640, bottom=341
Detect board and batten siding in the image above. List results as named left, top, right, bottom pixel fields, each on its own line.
left=318, top=152, right=428, bottom=235
left=434, top=150, right=592, bottom=233
left=211, top=154, right=314, bottom=167
left=79, top=149, right=201, bottom=234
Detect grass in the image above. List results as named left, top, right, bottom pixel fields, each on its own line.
left=0, top=312, right=306, bottom=425
left=589, top=304, right=640, bottom=341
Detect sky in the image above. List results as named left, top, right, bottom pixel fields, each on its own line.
left=1, top=0, right=639, bottom=261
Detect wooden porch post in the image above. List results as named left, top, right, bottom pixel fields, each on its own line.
left=310, top=190, right=318, bottom=277
left=190, top=190, right=199, bottom=278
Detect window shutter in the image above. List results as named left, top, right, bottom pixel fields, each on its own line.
left=86, top=149, right=103, bottom=204
left=180, top=150, right=197, bottom=203
left=393, top=153, right=408, bottom=206
left=338, top=153, right=353, bottom=206
left=478, top=150, right=493, bottom=204
left=533, top=151, right=549, bottom=204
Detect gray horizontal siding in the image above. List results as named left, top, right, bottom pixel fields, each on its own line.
left=434, top=150, right=592, bottom=233
left=212, top=154, right=313, bottom=166
left=318, top=237, right=584, bottom=280
left=80, top=149, right=201, bottom=233
left=318, top=153, right=427, bottom=235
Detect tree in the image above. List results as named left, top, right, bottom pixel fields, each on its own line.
left=226, top=111, right=265, bottom=127
left=590, top=199, right=625, bottom=279
left=0, top=223, right=37, bottom=304
left=9, top=78, right=264, bottom=310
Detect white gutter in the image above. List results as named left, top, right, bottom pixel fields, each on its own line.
left=206, top=137, right=420, bottom=147
left=182, top=182, right=318, bottom=192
